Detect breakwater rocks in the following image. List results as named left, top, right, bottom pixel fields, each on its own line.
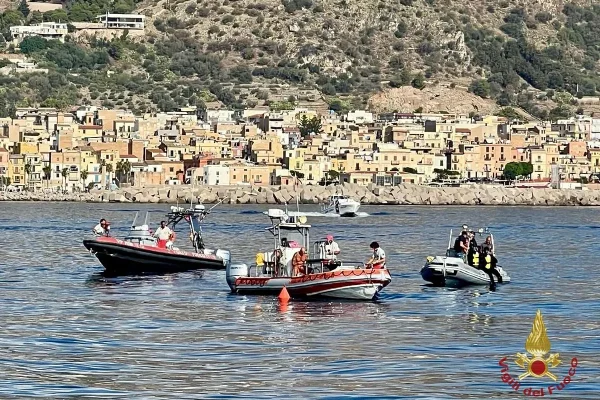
left=3, top=183, right=600, bottom=206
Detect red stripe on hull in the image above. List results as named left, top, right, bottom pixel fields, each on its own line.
left=288, top=279, right=389, bottom=296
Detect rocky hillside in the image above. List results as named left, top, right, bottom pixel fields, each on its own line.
left=0, top=0, right=599, bottom=118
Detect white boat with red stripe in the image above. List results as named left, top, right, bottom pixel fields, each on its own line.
left=226, top=208, right=392, bottom=300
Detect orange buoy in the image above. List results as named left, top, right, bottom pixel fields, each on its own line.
left=278, top=286, right=290, bottom=303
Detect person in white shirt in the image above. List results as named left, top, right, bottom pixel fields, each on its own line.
left=153, top=221, right=174, bottom=249
left=92, top=219, right=110, bottom=236
left=324, top=234, right=340, bottom=261
left=366, top=241, right=386, bottom=269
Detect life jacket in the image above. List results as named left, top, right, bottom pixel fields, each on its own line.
left=256, top=252, right=264, bottom=266
left=484, top=255, right=492, bottom=269
left=472, top=251, right=479, bottom=265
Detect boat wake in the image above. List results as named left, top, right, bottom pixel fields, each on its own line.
left=263, top=211, right=369, bottom=218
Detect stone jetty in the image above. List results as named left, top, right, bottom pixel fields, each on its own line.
left=3, top=183, right=600, bottom=206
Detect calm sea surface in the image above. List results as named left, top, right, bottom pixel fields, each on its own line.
left=0, top=203, right=599, bottom=399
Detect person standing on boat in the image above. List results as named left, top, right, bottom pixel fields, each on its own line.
left=467, top=230, right=479, bottom=266
left=366, top=242, right=386, bottom=269
left=453, top=231, right=469, bottom=260
left=92, top=219, right=110, bottom=236
left=153, top=221, right=173, bottom=249
left=324, top=235, right=340, bottom=261
left=479, top=247, right=503, bottom=288
left=292, top=247, right=308, bottom=276
left=480, top=236, right=494, bottom=254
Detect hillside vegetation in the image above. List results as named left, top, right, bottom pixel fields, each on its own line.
left=0, top=0, right=599, bottom=119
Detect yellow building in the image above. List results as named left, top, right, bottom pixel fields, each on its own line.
left=9, top=154, right=25, bottom=188
left=229, top=163, right=272, bottom=186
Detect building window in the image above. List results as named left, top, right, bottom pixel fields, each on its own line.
left=170, top=167, right=174, bottom=172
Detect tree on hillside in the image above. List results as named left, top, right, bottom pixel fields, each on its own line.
left=19, top=36, right=47, bottom=54
left=433, top=168, right=459, bottom=180
left=42, top=165, right=51, bottom=188
left=289, top=170, right=304, bottom=185
left=18, top=0, right=29, bottom=18
left=298, top=115, right=322, bottom=136
left=411, top=73, right=426, bottom=90
left=105, top=162, right=114, bottom=186
left=61, top=167, right=68, bottom=191
left=520, top=161, right=533, bottom=178
left=24, top=162, right=31, bottom=189
left=503, top=162, right=532, bottom=180
left=325, top=169, right=339, bottom=182
left=116, top=159, right=131, bottom=183
left=80, top=169, right=88, bottom=189
left=502, top=162, right=522, bottom=180
left=469, top=79, right=491, bottom=98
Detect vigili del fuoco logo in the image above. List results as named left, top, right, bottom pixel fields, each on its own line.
left=498, top=310, right=578, bottom=396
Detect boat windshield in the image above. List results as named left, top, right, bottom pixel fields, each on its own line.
left=280, top=230, right=305, bottom=248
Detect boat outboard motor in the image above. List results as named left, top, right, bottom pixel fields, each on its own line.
left=226, top=262, right=248, bottom=291
left=215, top=249, right=231, bottom=267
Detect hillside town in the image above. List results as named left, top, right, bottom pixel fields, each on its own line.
left=1, top=101, right=600, bottom=193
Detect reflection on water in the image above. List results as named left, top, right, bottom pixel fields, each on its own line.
left=0, top=203, right=599, bottom=398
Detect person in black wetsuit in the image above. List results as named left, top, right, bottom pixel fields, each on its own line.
left=467, top=230, right=479, bottom=266
left=479, top=247, right=503, bottom=289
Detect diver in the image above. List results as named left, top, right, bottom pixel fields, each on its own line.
left=469, top=245, right=480, bottom=268
left=479, top=247, right=503, bottom=290
left=466, top=230, right=479, bottom=266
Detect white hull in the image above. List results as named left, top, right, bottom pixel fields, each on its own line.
left=322, top=201, right=361, bottom=216
left=312, top=284, right=380, bottom=300
left=421, top=256, right=511, bottom=286
left=227, top=265, right=392, bottom=301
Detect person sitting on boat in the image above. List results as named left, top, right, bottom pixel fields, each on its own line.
left=324, top=234, right=340, bottom=262
left=366, top=241, right=386, bottom=269
left=153, top=221, right=174, bottom=249
left=478, top=247, right=503, bottom=288
left=292, top=247, right=308, bottom=276
left=92, top=219, right=110, bottom=236
left=480, top=236, right=494, bottom=254
left=453, top=231, right=469, bottom=260
left=467, top=230, right=479, bottom=266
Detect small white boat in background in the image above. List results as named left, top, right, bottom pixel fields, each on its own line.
left=321, top=195, right=361, bottom=217
left=420, top=227, right=511, bottom=287
left=226, top=208, right=391, bottom=300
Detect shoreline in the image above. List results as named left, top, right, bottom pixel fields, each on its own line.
left=2, top=183, right=600, bottom=206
